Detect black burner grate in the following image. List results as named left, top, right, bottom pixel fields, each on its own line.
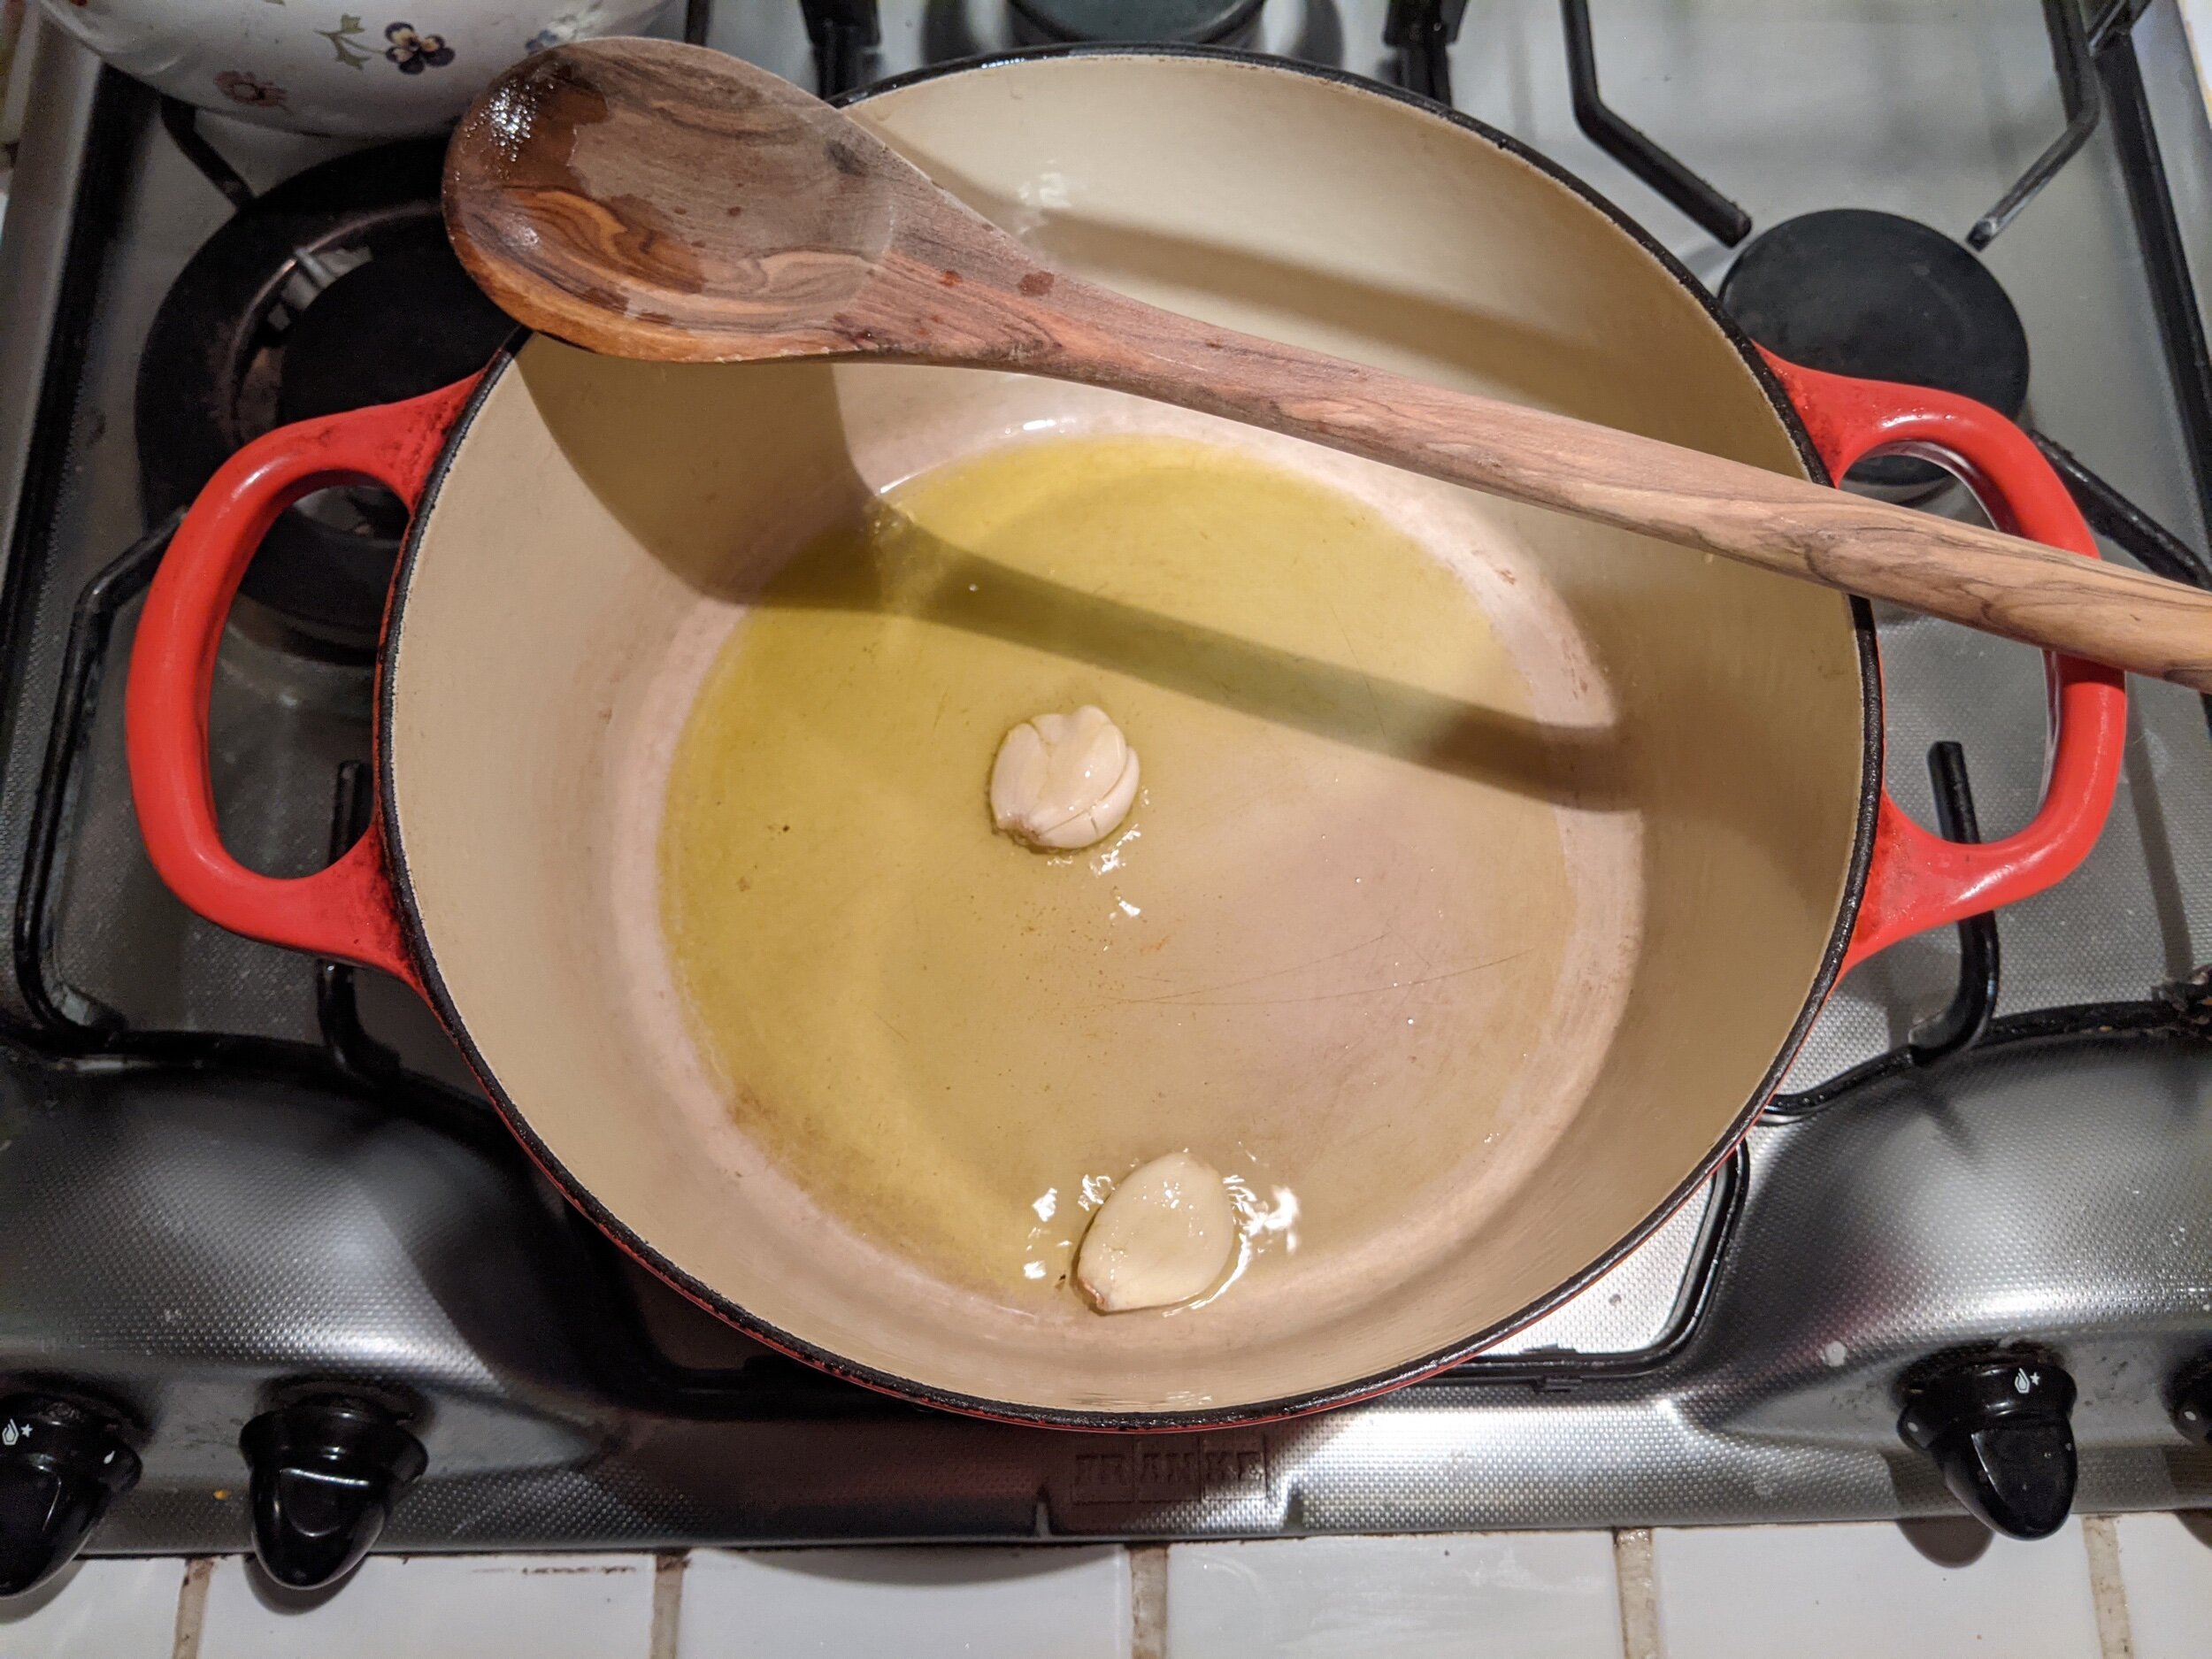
left=134, top=130, right=511, bottom=655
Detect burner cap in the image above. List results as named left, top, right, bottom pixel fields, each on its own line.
left=138, top=142, right=512, bottom=657
left=1719, top=208, right=2029, bottom=491
left=1009, top=0, right=1264, bottom=43
left=276, top=246, right=511, bottom=428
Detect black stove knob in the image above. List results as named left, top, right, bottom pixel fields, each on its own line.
left=0, top=1393, right=142, bottom=1597
left=241, top=1394, right=426, bottom=1589
left=2172, top=1357, right=2212, bottom=1446
left=1898, top=1356, right=2077, bottom=1540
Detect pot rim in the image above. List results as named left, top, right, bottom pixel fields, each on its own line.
left=380, top=42, right=1882, bottom=1430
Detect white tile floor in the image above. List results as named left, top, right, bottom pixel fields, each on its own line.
left=0, top=1557, right=181, bottom=1659
left=194, top=1553, right=657, bottom=1659
left=675, top=1547, right=1131, bottom=1658
left=2112, top=1513, right=2212, bottom=1659
left=2, top=1517, right=2206, bottom=1658
left=1652, top=1519, right=2104, bottom=1659
left=1165, top=1533, right=1622, bottom=1658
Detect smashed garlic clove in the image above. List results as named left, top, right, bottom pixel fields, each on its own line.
left=989, top=705, right=1140, bottom=851
left=1075, top=1151, right=1237, bottom=1313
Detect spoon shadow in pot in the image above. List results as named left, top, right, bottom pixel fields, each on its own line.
left=519, top=349, right=1629, bottom=812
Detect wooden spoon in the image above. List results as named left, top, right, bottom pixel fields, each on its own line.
left=445, top=38, right=2212, bottom=692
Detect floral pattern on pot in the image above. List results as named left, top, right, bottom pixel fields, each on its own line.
left=382, top=20, right=453, bottom=73
left=212, top=67, right=286, bottom=106
left=527, top=3, right=606, bottom=56
left=317, top=13, right=373, bottom=68
left=33, top=0, right=672, bottom=136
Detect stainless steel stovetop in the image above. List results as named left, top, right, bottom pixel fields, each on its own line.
left=2, top=0, right=2210, bottom=1586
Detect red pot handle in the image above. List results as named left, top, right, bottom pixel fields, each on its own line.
left=125, top=376, right=482, bottom=992
left=127, top=359, right=2120, bottom=985
left=1760, top=351, right=2126, bottom=972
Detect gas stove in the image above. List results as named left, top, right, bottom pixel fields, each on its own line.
left=3, top=0, right=2211, bottom=1599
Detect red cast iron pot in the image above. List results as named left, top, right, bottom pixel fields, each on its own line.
left=125, top=49, right=2122, bottom=1427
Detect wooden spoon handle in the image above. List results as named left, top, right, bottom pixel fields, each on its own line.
left=1014, top=274, right=2212, bottom=690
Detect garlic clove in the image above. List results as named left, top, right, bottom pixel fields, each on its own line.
left=1074, top=1151, right=1237, bottom=1313
left=989, top=705, right=1140, bottom=851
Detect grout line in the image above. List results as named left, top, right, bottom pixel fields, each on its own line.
left=1128, top=1544, right=1168, bottom=1659
left=170, top=1557, right=215, bottom=1659
left=2082, top=1515, right=2136, bottom=1659
left=1613, top=1528, right=1662, bottom=1659
left=648, top=1549, right=688, bottom=1659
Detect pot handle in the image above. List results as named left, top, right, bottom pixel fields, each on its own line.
left=126, top=376, right=483, bottom=992
left=1760, top=351, right=2126, bottom=972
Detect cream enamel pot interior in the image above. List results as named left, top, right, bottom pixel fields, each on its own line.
left=125, top=50, right=2125, bottom=1425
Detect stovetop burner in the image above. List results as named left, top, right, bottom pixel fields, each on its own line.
left=134, top=140, right=511, bottom=657
left=273, top=245, right=510, bottom=427
left=1719, top=208, right=2030, bottom=494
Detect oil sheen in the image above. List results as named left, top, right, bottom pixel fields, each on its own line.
left=658, top=434, right=1572, bottom=1301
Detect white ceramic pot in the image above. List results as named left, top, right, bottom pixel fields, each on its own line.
left=35, top=0, right=671, bottom=136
